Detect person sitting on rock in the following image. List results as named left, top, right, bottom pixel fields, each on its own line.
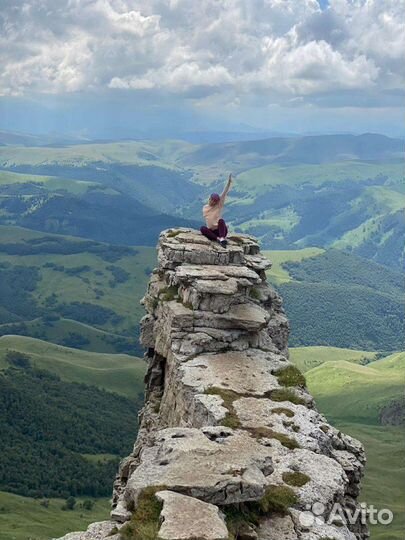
left=200, top=173, right=232, bottom=248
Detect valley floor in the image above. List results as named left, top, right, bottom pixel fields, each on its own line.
left=0, top=493, right=110, bottom=540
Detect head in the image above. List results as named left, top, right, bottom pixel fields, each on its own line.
left=208, top=193, right=220, bottom=206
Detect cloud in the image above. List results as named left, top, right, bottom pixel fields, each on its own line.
left=0, top=0, right=404, bottom=111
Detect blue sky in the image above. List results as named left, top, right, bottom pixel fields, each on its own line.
left=0, top=0, right=404, bottom=139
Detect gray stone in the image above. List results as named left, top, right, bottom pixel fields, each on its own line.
left=156, top=490, right=228, bottom=540
left=180, top=350, right=285, bottom=395
left=54, top=521, right=121, bottom=540
left=123, top=427, right=274, bottom=507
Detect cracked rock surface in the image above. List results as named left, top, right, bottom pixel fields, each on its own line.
left=56, top=229, right=368, bottom=540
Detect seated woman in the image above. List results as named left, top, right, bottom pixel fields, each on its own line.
left=200, top=174, right=232, bottom=248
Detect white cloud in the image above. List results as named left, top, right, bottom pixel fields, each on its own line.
left=0, top=0, right=403, bottom=110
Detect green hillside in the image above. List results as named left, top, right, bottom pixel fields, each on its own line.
left=0, top=133, right=403, bottom=267
left=306, top=357, right=404, bottom=425
left=235, top=161, right=404, bottom=193
left=336, top=423, right=404, bottom=540
left=294, top=348, right=405, bottom=540
left=0, top=226, right=156, bottom=353
left=0, top=491, right=110, bottom=540
left=265, top=248, right=404, bottom=351
left=0, top=331, right=147, bottom=537
left=290, top=346, right=378, bottom=373
left=0, top=317, right=137, bottom=354
left=0, top=169, right=102, bottom=195
left=0, top=335, right=146, bottom=400
left=263, top=247, right=324, bottom=284
left=0, top=337, right=146, bottom=502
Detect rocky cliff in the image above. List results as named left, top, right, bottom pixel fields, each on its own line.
left=58, top=229, right=368, bottom=540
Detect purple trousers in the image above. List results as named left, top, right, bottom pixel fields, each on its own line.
left=200, top=219, right=228, bottom=241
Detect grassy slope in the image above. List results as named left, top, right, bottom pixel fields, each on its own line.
left=264, top=248, right=403, bottom=351
left=292, top=349, right=405, bottom=539
left=290, top=346, right=378, bottom=373
left=305, top=357, right=404, bottom=425
left=0, top=170, right=102, bottom=195
left=0, top=491, right=110, bottom=540
left=0, top=225, right=156, bottom=336
left=336, top=423, right=404, bottom=540
left=264, top=248, right=324, bottom=284
left=0, top=335, right=146, bottom=400
left=10, top=317, right=134, bottom=354
left=0, top=334, right=147, bottom=539
left=0, top=140, right=182, bottom=169
left=236, top=161, right=404, bottom=194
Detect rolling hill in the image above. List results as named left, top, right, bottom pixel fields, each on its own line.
left=291, top=347, right=405, bottom=540
left=265, top=248, right=404, bottom=351
left=0, top=225, right=156, bottom=354
left=0, top=325, right=147, bottom=538
left=0, top=336, right=146, bottom=502
left=290, top=346, right=379, bottom=373
left=0, top=133, right=403, bottom=266
left=0, top=335, right=147, bottom=400
left=0, top=491, right=110, bottom=540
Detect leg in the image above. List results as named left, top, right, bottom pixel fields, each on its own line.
left=217, top=219, right=228, bottom=238
left=200, top=225, right=219, bottom=241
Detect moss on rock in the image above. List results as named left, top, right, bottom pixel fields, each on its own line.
left=119, top=487, right=164, bottom=540
left=282, top=471, right=311, bottom=487
left=275, top=365, right=306, bottom=387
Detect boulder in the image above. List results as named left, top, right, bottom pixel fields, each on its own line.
left=156, top=490, right=228, bottom=540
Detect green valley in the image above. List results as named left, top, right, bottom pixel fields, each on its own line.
left=0, top=491, right=110, bottom=540
left=291, top=347, right=405, bottom=540
left=0, top=336, right=146, bottom=400
left=0, top=225, right=157, bottom=354
left=265, top=248, right=404, bottom=351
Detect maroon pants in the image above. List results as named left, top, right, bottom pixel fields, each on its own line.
left=200, top=219, right=228, bottom=241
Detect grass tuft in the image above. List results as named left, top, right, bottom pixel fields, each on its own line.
left=205, top=387, right=242, bottom=429
left=259, top=484, right=298, bottom=513
left=119, top=487, right=164, bottom=540
left=166, top=230, right=181, bottom=238
left=247, top=427, right=300, bottom=449
left=282, top=471, right=310, bottom=487
left=224, top=484, right=299, bottom=538
left=270, top=388, right=307, bottom=406
left=271, top=407, right=295, bottom=418
left=275, top=365, right=306, bottom=387
left=249, top=287, right=261, bottom=300
left=224, top=505, right=259, bottom=540
left=159, top=286, right=178, bottom=302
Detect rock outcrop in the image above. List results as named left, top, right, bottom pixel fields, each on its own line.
left=57, top=229, right=368, bottom=540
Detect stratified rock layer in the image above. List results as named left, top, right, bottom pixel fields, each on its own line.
left=56, top=229, right=368, bottom=540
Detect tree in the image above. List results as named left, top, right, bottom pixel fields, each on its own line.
left=63, top=496, right=76, bottom=511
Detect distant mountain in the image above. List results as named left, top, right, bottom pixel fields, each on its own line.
left=0, top=129, right=88, bottom=147
left=0, top=133, right=403, bottom=267
left=177, top=133, right=404, bottom=168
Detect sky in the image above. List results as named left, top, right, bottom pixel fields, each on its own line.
left=0, top=0, right=404, bottom=140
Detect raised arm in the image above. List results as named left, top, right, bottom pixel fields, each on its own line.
left=220, top=173, right=233, bottom=203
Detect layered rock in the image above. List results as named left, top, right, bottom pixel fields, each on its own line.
left=57, top=229, right=368, bottom=540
